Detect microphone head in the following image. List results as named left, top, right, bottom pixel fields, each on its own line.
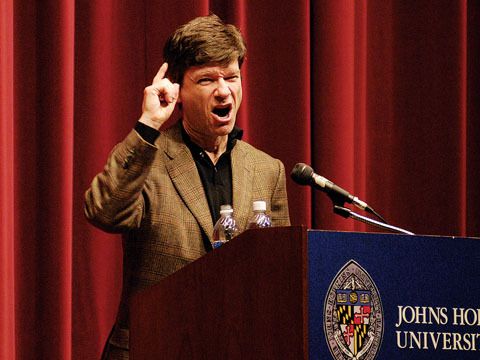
left=290, top=163, right=314, bottom=185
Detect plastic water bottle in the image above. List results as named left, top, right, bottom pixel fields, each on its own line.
left=246, top=200, right=272, bottom=229
left=212, top=205, right=241, bottom=248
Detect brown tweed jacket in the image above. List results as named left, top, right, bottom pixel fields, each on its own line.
left=84, top=122, right=290, bottom=359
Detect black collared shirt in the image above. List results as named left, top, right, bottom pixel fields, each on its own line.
left=181, top=124, right=243, bottom=225
left=134, top=121, right=243, bottom=225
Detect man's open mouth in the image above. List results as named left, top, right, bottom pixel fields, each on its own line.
left=212, top=105, right=232, bottom=118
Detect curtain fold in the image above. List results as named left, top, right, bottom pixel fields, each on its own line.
left=1, top=1, right=15, bottom=359
left=11, top=0, right=75, bottom=358
left=312, top=0, right=358, bottom=231
left=466, top=1, right=480, bottom=236
left=1, top=1, right=479, bottom=358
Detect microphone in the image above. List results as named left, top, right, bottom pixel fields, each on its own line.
left=290, top=163, right=386, bottom=223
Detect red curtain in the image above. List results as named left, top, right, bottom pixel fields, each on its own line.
left=1, top=0, right=479, bottom=358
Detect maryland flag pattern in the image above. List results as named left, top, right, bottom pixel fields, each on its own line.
left=336, top=290, right=372, bottom=356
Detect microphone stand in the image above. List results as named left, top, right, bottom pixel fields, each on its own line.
left=333, top=205, right=414, bottom=235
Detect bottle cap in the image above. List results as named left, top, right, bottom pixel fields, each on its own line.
left=252, top=200, right=266, bottom=212
left=220, top=204, right=233, bottom=215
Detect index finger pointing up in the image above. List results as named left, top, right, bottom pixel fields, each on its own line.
left=152, top=62, right=169, bottom=85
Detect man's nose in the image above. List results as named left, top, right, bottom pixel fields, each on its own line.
left=215, top=78, right=231, bottom=98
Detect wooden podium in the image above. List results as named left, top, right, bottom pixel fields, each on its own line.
left=130, top=226, right=309, bottom=359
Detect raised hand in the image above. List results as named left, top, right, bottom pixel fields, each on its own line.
left=138, top=63, right=180, bottom=130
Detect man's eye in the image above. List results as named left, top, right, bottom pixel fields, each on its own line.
left=226, top=76, right=239, bottom=81
left=198, top=78, right=213, bottom=84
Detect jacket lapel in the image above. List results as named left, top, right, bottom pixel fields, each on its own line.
left=231, top=142, right=254, bottom=230
left=163, top=125, right=214, bottom=243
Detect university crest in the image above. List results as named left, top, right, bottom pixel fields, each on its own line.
left=324, top=260, right=383, bottom=360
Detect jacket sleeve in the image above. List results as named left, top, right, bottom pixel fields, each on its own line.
left=84, top=129, right=157, bottom=233
left=270, top=159, right=291, bottom=227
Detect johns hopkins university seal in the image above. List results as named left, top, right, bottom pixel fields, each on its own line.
left=324, top=260, right=384, bottom=360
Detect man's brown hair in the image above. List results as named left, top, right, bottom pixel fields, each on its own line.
left=163, top=14, right=246, bottom=84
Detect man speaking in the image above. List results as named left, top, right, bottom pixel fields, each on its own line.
left=84, top=14, right=290, bottom=359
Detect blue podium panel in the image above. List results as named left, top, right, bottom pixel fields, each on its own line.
left=308, top=230, right=480, bottom=360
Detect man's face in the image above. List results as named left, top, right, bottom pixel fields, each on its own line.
left=178, top=60, right=242, bottom=143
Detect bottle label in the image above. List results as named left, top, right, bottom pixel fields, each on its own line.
left=213, top=241, right=226, bottom=249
